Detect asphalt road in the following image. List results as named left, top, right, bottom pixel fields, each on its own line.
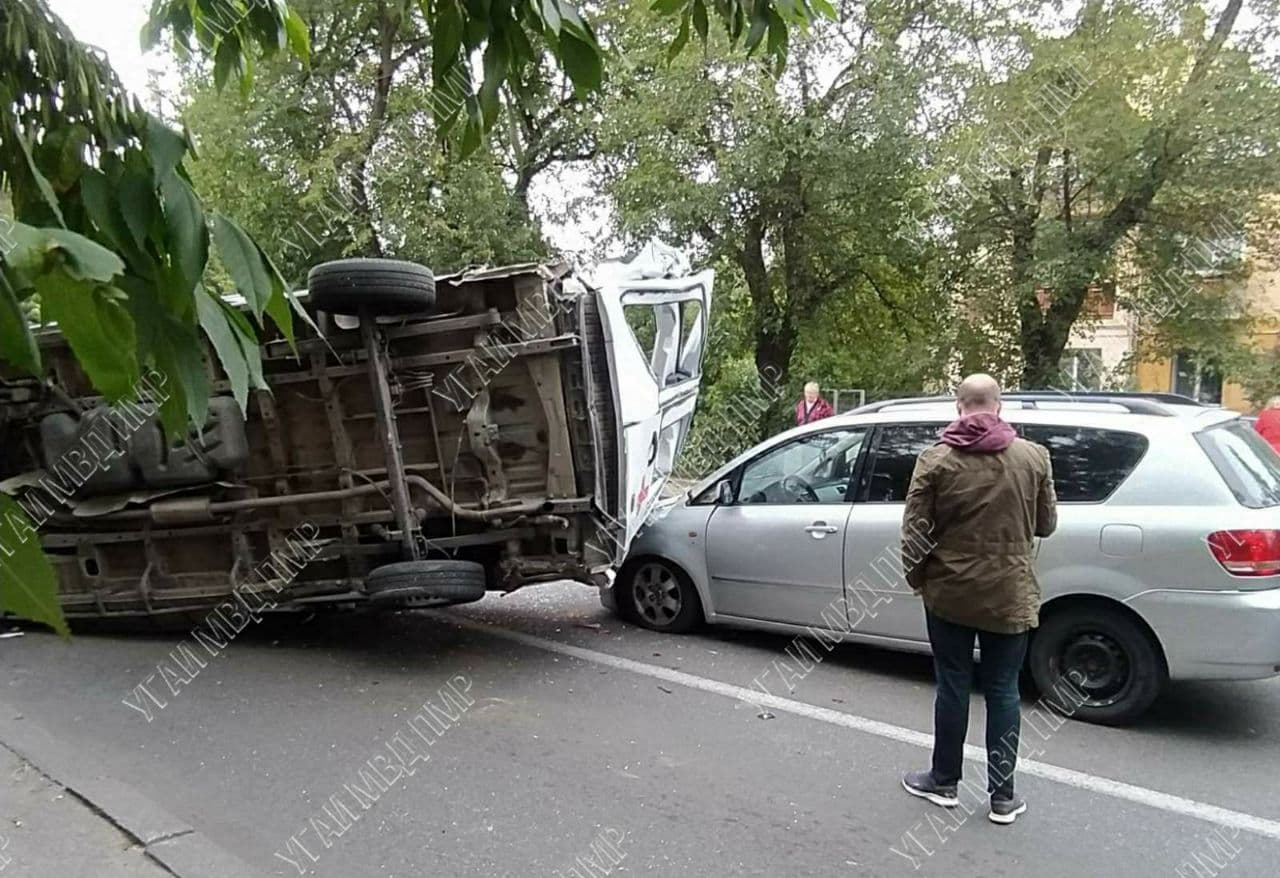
left=1, top=581, right=1278, bottom=877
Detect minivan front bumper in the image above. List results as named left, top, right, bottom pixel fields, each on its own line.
left=1128, top=585, right=1280, bottom=680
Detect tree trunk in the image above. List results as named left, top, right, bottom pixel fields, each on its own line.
left=738, top=214, right=795, bottom=435
left=347, top=4, right=400, bottom=258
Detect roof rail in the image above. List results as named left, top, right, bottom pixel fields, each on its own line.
left=1005, top=390, right=1207, bottom=407
left=854, top=395, right=1176, bottom=417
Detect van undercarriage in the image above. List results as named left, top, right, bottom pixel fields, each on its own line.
left=0, top=253, right=713, bottom=622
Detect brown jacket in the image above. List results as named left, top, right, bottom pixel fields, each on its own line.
left=902, top=437, right=1058, bottom=634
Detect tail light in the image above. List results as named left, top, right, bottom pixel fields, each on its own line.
left=1207, top=530, right=1280, bottom=576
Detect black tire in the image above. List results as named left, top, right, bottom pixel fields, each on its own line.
left=365, top=560, right=486, bottom=608
left=308, top=258, right=436, bottom=316
left=616, top=557, right=702, bottom=633
left=1028, top=605, right=1166, bottom=726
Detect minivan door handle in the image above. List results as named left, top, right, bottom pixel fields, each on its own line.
left=805, top=522, right=840, bottom=537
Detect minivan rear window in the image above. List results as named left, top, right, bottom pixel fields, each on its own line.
left=1195, top=421, right=1280, bottom=509
left=1018, top=425, right=1149, bottom=502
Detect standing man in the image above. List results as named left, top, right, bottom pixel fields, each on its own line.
left=899, top=374, right=1057, bottom=825
left=795, top=382, right=834, bottom=426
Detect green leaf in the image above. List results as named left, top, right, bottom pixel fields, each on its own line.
left=210, top=214, right=273, bottom=320
left=0, top=495, right=69, bottom=639
left=12, top=123, right=66, bottom=228
left=693, top=1, right=709, bottom=43
left=432, top=3, right=465, bottom=81
left=651, top=0, right=687, bottom=14
left=44, top=228, right=126, bottom=282
left=745, top=10, right=769, bottom=53
left=559, top=31, right=603, bottom=94
left=119, top=169, right=160, bottom=252
left=239, top=44, right=256, bottom=99
left=284, top=9, right=310, bottom=65
left=540, top=0, right=562, bottom=33
left=213, top=34, right=241, bottom=92
left=218, top=296, right=267, bottom=392
left=556, top=4, right=596, bottom=44
left=8, top=223, right=125, bottom=284
left=0, top=272, right=40, bottom=377
left=160, top=172, right=210, bottom=298
left=196, top=285, right=250, bottom=412
left=479, top=34, right=510, bottom=128
left=38, top=276, right=140, bottom=402
left=79, top=169, right=131, bottom=252
left=145, top=115, right=188, bottom=185
left=256, top=242, right=300, bottom=351
left=767, top=11, right=788, bottom=60
left=151, top=322, right=210, bottom=437
left=667, top=13, right=691, bottom=62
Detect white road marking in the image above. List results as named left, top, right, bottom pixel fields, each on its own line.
left=434, top=613, right=1280, bottom=842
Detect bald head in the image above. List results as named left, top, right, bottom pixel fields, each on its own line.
left=956, top=373, right=1002, bottom=415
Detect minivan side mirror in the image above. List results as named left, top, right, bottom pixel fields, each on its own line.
left=715, top=480, right=735, bottom=505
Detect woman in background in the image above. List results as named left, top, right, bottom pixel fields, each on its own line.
left=1255, top=396, right=1280, bottom=454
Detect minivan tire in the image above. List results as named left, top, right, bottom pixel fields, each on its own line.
left=366, top=560, right=486, bottom=607
left=1028, top=605, right=1166, bottom=726
left=308, top=258, right=436, bottom=316
left=616, top=557, right=702, bottom=633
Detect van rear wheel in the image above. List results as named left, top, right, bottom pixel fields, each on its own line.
left=1028, top=606, right=1165, bottom=726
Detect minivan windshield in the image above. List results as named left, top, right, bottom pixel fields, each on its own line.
left=1195, top=421, right=1280, bottom=508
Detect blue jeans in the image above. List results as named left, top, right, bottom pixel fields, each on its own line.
left=926, top=611, right=1029, bottom=801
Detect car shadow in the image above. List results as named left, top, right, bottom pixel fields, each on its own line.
left=668, top=622, right=1280, bottom=741
left=54, top=606, right=1280, bottom=741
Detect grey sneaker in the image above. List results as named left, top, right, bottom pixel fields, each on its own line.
left=989, top=794, right=1027, bottom=825
left=901, top=770, right=959, bottom=808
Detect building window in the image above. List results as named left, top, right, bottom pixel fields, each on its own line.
left=1058, top=348, right=1106, bottom=391
left=1083, top=281, right=1116, bottom=319
left=1188, top=234, right=1246, bottom=277
left=1172, top=351, right=1223, bottom=404
left=1034, top=282, right=1116, bottom=319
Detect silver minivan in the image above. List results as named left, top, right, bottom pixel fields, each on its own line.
left=605, top=393, right=1280, bottom=725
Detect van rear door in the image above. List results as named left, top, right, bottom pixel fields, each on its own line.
left=594, top=259, right=714, bottom=556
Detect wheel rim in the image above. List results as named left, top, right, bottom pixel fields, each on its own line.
left=631, top=562, right=682, bottom=626
left=1054, top=631, right=1131, bottom=708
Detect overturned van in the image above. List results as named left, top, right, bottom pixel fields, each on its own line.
left=0, top=245, right=713, bottom=621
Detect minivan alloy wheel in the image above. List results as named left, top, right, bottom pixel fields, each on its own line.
left=617, top=557, right=703, bottom=633
left=632, top=562, right=682, bottom=625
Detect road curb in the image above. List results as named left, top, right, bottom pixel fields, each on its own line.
left=0, top=704, right=269, bottom=878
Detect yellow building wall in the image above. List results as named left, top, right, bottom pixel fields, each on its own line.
left=1135, top=253, right=1280, bottom=413
left=1135, top=329, right=1277, bottom=413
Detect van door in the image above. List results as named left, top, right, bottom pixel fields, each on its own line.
left=596, top=271, right=715, bottom=554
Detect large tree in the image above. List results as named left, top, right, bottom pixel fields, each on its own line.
left=939, top=0, right=1280, bottom=387
left=593, top=0, right=949, bottom=428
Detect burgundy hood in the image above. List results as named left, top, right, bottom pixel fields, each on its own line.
left=941, top=412, right=1017, bottom=454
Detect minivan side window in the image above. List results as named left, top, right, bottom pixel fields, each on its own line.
left=737, top=428, right=870, bottom=504
left=1019, top=425, right=1148, bottom=502
left=864, top=424, right=946, bottom=502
